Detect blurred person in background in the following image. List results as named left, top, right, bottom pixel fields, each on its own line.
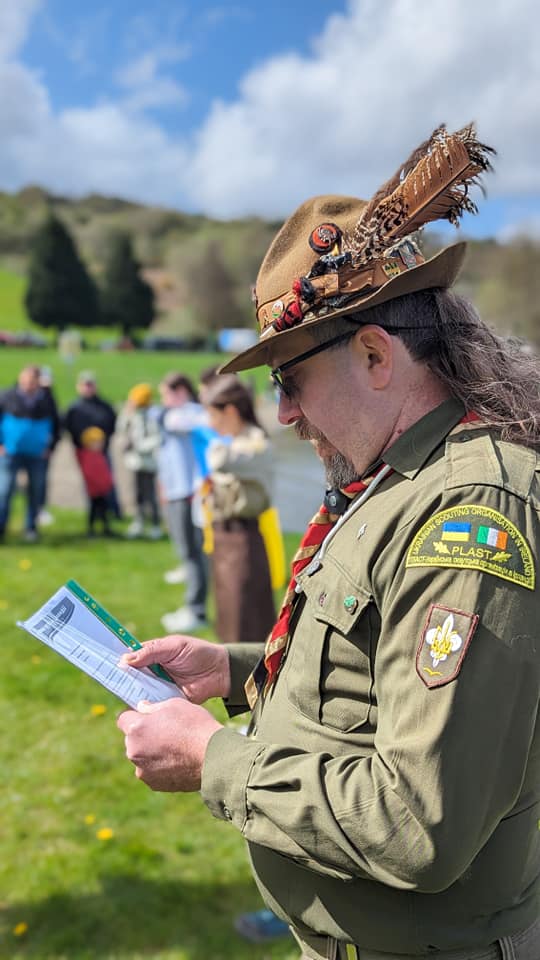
left=76, top=426, right=113, bottom=537
left=0, top=363, right=59, bottom=542
left=197, top=364, right=221, bottom=404
left=63, top=370, right=121, bottom=519
left=157, top=372, right=211, bottom=632
left=35, top=364, right=57, bottom=527
left=204, top=375, right=276, bottom=644
left=117, top=382, right=162, bottom=540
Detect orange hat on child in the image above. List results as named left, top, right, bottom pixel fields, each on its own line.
left=128, top=383, right=153, bottom=407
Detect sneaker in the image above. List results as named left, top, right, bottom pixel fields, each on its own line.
left=147, top=525, right=163, bottom=541
left=37, top=509, right=54, bottom=527
left=126, top=519, right=144, bottom=539
left=234, top=910, right=290, bottom=943
left=160, top=608, right=208, bottom=633
left=163, top=566, right=187, bottom=584
left=23, top=529, right=39, bottom=543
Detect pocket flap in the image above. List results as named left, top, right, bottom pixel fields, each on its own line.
left=302, top=568, right=371, bottom=634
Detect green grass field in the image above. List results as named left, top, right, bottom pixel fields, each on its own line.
left=0, top=504, right=300, bottom=960
left=0, top=264, right=271, bottom=407
left=0, top=348, right=273, bottom=409
left=0, top=268, right=28, bottom=331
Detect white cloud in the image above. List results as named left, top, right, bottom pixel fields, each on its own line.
left=115, top=45, right=190, bottom=112
left=187, top=0, right=540, bottom=217
left=0, top=0, right=539, bottom=229
left=0, top=0, right=41, bottom=60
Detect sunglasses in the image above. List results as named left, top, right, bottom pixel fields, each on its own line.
left=270, top=331, right=355, bottom=399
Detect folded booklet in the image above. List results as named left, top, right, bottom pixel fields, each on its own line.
left=17, top=579, right=182, bottom=708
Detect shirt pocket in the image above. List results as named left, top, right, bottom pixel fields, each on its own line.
left=285, top=571, right=374, bottom=733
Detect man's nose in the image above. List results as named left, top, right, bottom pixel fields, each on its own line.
left=277, top=393, right=302, bottom=426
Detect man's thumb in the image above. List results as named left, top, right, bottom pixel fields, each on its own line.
left=119, top=637, right=172, bottom=670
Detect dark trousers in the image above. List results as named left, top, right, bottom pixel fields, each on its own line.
left=164, top=497, right=207, bottom=617
left=0, top=453, right=48, bottom=534
left=104, top=452, right=122, bottom=519
left=88, top=496, right=110, bottom=533
left=134, top=471, right=160, bottom=525
left=298, top=915, right=540, bottom=960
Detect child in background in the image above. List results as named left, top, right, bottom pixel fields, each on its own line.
left=76, top=426, right=114, bottom=537
left=117, top=383, right=162, bottom=540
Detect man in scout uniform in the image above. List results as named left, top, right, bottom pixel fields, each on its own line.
left=118, top=124, right=540, bottom=959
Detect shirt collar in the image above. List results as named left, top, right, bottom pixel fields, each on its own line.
left=375, top=398, right=465, bottom=480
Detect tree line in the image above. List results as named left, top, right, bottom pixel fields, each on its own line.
left=22, top=211, right=260, bottom=342
left=20, top=209, right=540, bottom=350
left=25, top=215, right=155, bottom=339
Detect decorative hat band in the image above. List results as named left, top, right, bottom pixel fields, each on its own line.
left=258, top=237, right=424, bottom=335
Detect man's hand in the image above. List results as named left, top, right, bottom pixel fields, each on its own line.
left=119, top=634, right=231, bottom=704
left=117, top=698, right=222, bottom=792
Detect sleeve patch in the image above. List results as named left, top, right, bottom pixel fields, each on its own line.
left=416, top=604, right=479, bottom=688
left=406, top=504, right=535, bottom=590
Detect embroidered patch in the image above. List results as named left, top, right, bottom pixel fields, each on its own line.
left=382, top=259, right=401, bottom=279
left=417, top=605, right=478, bottom=688
left=406, top=505, right=535, bottom=590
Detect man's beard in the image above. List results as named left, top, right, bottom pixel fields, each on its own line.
left=294, top=419, right=359, bottom=488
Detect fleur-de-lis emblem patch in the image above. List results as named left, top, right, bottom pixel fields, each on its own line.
left=416, top=604, right=478, bottom=688
left=426, top=614, right=462, bottom=666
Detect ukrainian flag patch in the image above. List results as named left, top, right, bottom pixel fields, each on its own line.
left=441, top=521, right=471, bottom=543
left=406, top=504, right=535, bottom=590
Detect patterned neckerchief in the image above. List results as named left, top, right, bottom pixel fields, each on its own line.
left=244, top=410, right=481, bottom=710
left=244, top=464, right=390, bottom=708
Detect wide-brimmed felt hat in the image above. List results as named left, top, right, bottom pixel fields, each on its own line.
left=221, top=124, right=494, bottom=374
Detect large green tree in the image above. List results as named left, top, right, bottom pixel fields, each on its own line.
left=25, top=214, right=99, bottom=332
left=100, top=231, right=155, bottom=337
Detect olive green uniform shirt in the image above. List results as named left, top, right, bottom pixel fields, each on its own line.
left=201, top=400, right=540, bottom=954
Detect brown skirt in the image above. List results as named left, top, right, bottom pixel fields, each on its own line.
left=212, top=519, right=276, bottom=644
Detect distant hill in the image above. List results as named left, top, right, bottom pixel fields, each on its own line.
left=0, top=185, right=280, bottom=334
left=0, top=186, right=538, bottom=347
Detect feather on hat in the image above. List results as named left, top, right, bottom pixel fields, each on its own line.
left=221, top=123, right=495, bottom=374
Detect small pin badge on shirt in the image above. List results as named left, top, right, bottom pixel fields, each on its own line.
left=357, top=523, right=367, bottom=539
left=344, top=595, right=358, bottom=615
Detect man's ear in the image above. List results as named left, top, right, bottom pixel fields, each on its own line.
left=350, top=325, right=394, bottom=389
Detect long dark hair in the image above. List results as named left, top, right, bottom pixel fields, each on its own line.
left=204, top=375, right=261, bottom=429
left=313, top=289, right=540, bottom=448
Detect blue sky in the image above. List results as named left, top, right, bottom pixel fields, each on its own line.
left=22, top=1, right=348, bottom=136
left=2, top=0, right=540, bottom=239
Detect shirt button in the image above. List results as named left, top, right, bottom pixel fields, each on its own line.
left=222, top=804, right=232, bottom=820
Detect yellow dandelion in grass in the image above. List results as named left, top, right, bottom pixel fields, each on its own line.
left=96, top=827, right=114, bottom=841
left=84, top=814, right=96, bottom=825
left=18, top=558, right=32, bottom=571
left=31, top=654, right=42, bottom=665
left=13, top=922, right=28, bottom=937
left=90, top=704, right=107, bottom=717
left=0, top=599, right=8, bottom=610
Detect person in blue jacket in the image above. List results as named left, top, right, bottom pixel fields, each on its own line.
left=0, top=364, right=59, bottom=541
left=156, top=372, right=216, bottom=633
